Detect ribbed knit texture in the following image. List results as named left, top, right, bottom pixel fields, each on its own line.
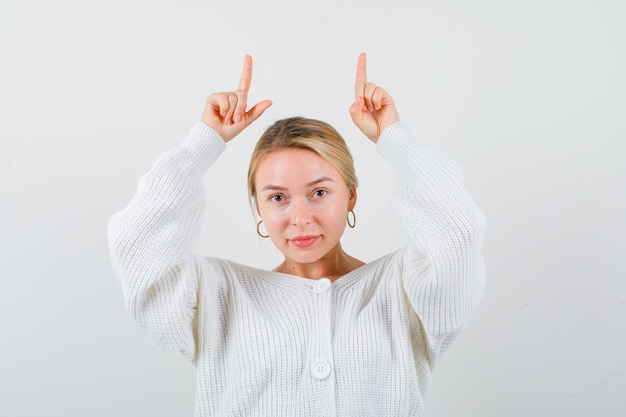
left=108, top=121, right=487, bottom=417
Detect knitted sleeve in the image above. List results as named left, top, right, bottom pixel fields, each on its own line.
left=107, top=122, right=226, bottom=361
left=376, top=122, right=487, bottom=346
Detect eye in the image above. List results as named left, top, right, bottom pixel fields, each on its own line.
left=269, top=194, right=285, bottom=203
left=313, top=189, right=328, bottom=198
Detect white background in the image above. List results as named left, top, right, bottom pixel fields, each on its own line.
left=1, top=0, right=625, bottom=416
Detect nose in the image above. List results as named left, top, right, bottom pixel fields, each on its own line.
left=290, top=198, right=313, bottom=227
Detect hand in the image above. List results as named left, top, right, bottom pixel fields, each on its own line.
left=349, top=53, right=400, bottom=143
left=201, top=55, right=272, bottom=142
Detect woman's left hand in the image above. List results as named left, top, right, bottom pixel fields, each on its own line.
left=349, top=53, right=400, bottom=143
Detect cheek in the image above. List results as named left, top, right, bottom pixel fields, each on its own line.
left=259, top=207, right=287, bottom=230
left=319, top=204, right=348, bottom=228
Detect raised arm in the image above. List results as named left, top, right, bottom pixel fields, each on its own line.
left=349, top=54, right=486, bottom=342
left=108, top=56, right=270, bottom=359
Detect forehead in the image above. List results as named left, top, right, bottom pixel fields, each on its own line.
left=255, top=148, right=342, bottom=185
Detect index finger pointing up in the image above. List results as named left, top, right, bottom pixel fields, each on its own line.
left=237, top=54, right=253, bottom=93
left=354, top=52, right=367, bottom=98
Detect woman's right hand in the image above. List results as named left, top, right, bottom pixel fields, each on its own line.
left=201, top=55, right=272, bottom=142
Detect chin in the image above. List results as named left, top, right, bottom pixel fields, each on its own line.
left=288, top=253, right=323, bottom=265
left=284, top=248, right=327, bottom=265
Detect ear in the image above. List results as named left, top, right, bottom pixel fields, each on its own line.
left=348, top=188, right=357, bottom=211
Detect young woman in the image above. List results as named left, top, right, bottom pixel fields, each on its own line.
left=108, top=53, right=486, bottom=416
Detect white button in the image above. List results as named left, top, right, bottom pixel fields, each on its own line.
left=311, top=359, right=332, bottom=379
left=312, top=278, right=331, bottom=294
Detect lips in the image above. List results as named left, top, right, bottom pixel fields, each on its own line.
left=289, top=235, right=320, bottom=248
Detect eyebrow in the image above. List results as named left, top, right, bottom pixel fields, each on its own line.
left=261, top=176, right=334, bottom=192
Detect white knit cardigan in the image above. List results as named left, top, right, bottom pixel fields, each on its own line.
left=108, top=121, right=487, bottom=416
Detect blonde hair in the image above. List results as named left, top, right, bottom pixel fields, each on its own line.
left=248, top=117, right=358, bottom=209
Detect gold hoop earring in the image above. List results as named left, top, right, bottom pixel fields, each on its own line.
left=347, top=210, right=356, bottom=228
left=256, top=220, right=269, bottom=238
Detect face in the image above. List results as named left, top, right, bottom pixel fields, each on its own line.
left=255, top=148, right=356, bottom=266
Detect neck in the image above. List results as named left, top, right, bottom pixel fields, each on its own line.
left=275, top=243, right=364, bottom=281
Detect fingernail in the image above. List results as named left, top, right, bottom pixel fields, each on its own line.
left=234, top=114, right=242, bottom=123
